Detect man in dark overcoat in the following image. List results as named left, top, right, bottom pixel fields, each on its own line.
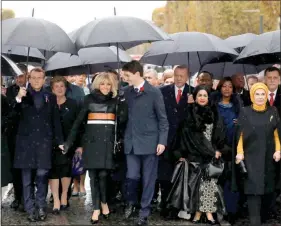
left=13, top=67, right=64, bottom=222
left=159, top=65, right=193, bottom=219
left=122, top=61, right=169, bottom=226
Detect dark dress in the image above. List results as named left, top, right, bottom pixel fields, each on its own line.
left=234, top=106, right=281, bottom=195
left=171, top=104, right=226, bottom=214
left=1, top=95, right=13, bottom=187
left=49, top=98, right=80, bottom=179
left=65, top=90, right=128, bottom=170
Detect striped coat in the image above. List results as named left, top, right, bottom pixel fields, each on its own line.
left=65, top=91, right=128, bottom=169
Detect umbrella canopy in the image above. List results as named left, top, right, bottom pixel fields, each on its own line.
left=2, top=45, right=45, bottom=60
left=140, top=32, right=238, bottom=73
left=200, top=62, right=272, bottom=79
left=1, top=54, right=23, bottom=77
left=44, top=46, right=132, bottom=74
left=2, top=17, right=77, bottom=54
left=72, top=16, right=171, bottom=50
left=224, top=33, right=257, bottom=53
left=234, top=30, right=281, bottom=65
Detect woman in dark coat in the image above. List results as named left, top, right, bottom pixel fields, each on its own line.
left=49, top=76, right=80, bottom=214
left=210, top=77, right=241, bottom=224
left=64, top=72, right=128, bottom=224
left=1, top=94, right=13, bottom=187
left=235, top=83, right=281, bottom=226
left=172, top=86, right=226, bottom=225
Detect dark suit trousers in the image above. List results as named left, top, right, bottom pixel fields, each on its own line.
left=12, top=168, right=23, bottom=202
left=247, top=193, right=274, bottom=226
left=22, top=169, right=49, bottom=214
left=125, top=154, right=158, bottom=217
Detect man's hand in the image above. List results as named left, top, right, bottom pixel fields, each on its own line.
left=76, top=147, right=83, bottom=155
left=16, top=87, right=27, bottom=101
left=179, top=158, right=185, bottom=161
left=187, top=94, right=195, bottom=104
left=156, top=144, right=165, bottom=156
left=235, top=154, right=244, bottom=164
left=273, top=151, right=281, bottom=162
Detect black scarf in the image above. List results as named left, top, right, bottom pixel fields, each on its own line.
left=91, top=89, right=113, bottom=103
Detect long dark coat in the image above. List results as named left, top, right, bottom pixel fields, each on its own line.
left=52, top=98, right=80, bottom=166
left=158, top=84, right=193, bottom=181
left=13, top=88, right=64, bottom=169
left=1, top=95, right=13, bottom=187
left=65, top=91, right=128, bottom=170
left=233, top=106, right=281, bottom=194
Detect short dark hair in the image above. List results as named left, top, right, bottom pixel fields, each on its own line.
left=50, top=76, right=67, bottom=89
left=217, top=77, right=235, bottom=92
left=107, top=69, right=118, bottom=76
left=122, top=60, right=143, bottom=77
left=198, top=71, right=214, bottom=79
left=30, top=67, right=45, bottom=77
left=264, top=66, right=281, bottom=77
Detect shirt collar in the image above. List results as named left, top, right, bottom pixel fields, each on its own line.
left=269, top=89, right=278, bottom=97
left=175, top=85, right=185, bottom=92
left=134, top=80, right=145, bottom=90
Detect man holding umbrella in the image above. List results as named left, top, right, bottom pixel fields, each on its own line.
left=13, top=67, right=64, bottom=222
left=122, top=61, right=169, bottom=226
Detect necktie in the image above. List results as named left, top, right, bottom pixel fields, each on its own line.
left=269, top=93, right=275, bottom=106
left=176, top=89, right=182, bottom=104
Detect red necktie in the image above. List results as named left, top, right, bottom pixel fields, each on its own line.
left=269, top=93, right=274, bottom=106
left=176, top=89, right=182, bottom=104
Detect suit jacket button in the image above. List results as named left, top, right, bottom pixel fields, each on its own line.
left=174, top=108, right=177, bottom=112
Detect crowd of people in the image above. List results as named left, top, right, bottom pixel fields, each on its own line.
left=1, top=60, right=281, bottom=226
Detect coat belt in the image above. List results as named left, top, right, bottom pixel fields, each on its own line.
left=88, top=113, right=116, bottom=120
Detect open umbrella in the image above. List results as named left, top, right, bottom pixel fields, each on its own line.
left=200, top=62, right=272, bottom=79
left=141, top=32, right=238, bottom=74
left=44, top=46, right=132, bottom=74
left=224, top=33, right=257, bottom=53
left=73, top=16, right=170, bottom=50
left=234, top=30, right=281, bottom=65
left=2, top=17, right=77, bottom=54
left=1, top=54, right=23, bottom=77
left=2, top=45, right=45, bottom=63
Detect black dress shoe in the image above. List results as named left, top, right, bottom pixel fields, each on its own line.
left=10, top=200, right=20, bottom=209
left=27, top=213, right=38, bottom=222
left=38, top=208, right=47, bottom=221
left=124, top=204, right=135, bottom=219
left=49, top=194, right=54, bottom=203
left=136, top=217, right=148, bottom=226
left=52, top=208, right=60, bottom=215
left=192, top=219, right=201, bottom=224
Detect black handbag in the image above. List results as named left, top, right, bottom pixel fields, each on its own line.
left=205, top=157, right=224, bottom=178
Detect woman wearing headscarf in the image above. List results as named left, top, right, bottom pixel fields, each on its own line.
left=171, top=85, right=226, bottom=225
left=235, top=83, right=281, bottom=226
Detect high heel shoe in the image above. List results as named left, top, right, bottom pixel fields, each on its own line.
left=90, top=219, right=99, bottom=224
left=102, top=212, right=110, bottom=219
left=52, top=208, right=60, bottom=215
left=60, top=204, right=69, bottom=211
left=192, top=218, right=201, bottom=224
left=207, top=219, right=220, bottom=225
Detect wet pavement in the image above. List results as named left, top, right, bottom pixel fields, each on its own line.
left=1, top=175, right=281, bottom=226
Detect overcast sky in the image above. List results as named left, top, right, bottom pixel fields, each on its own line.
left=2, top=1, right=166, bottom=33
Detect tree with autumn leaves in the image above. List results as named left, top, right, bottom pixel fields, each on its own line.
left=152, top=1, right=280, bottom=38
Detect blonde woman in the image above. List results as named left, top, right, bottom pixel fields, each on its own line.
left=64, top=72, right=128, bottom=224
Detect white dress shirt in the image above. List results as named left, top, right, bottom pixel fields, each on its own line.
left=175, top=85, right=185, bottom=99
left=268, top=89, right=278, bottom=102
left=134, top=80, right=145, bottom=92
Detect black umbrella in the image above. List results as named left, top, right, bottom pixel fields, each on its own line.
left=44, top=46, right=132, bottom=74
left=234, top=30, right=281, bottom=65
left=1, top=54, right=23, bottom=77
left=2, top=17, right=77, bottom=54
left=72, top=16, right=170, bottom=50
left=141, top=32, right=238, bottom=82
left=200, top=62, right=272, bottom=79
left=224, top=33, right=257, bottom=53
left=2, top=45, right=45, bottom=63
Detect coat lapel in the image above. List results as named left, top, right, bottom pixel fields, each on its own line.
left=169, top=85, right=178, bottom=107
